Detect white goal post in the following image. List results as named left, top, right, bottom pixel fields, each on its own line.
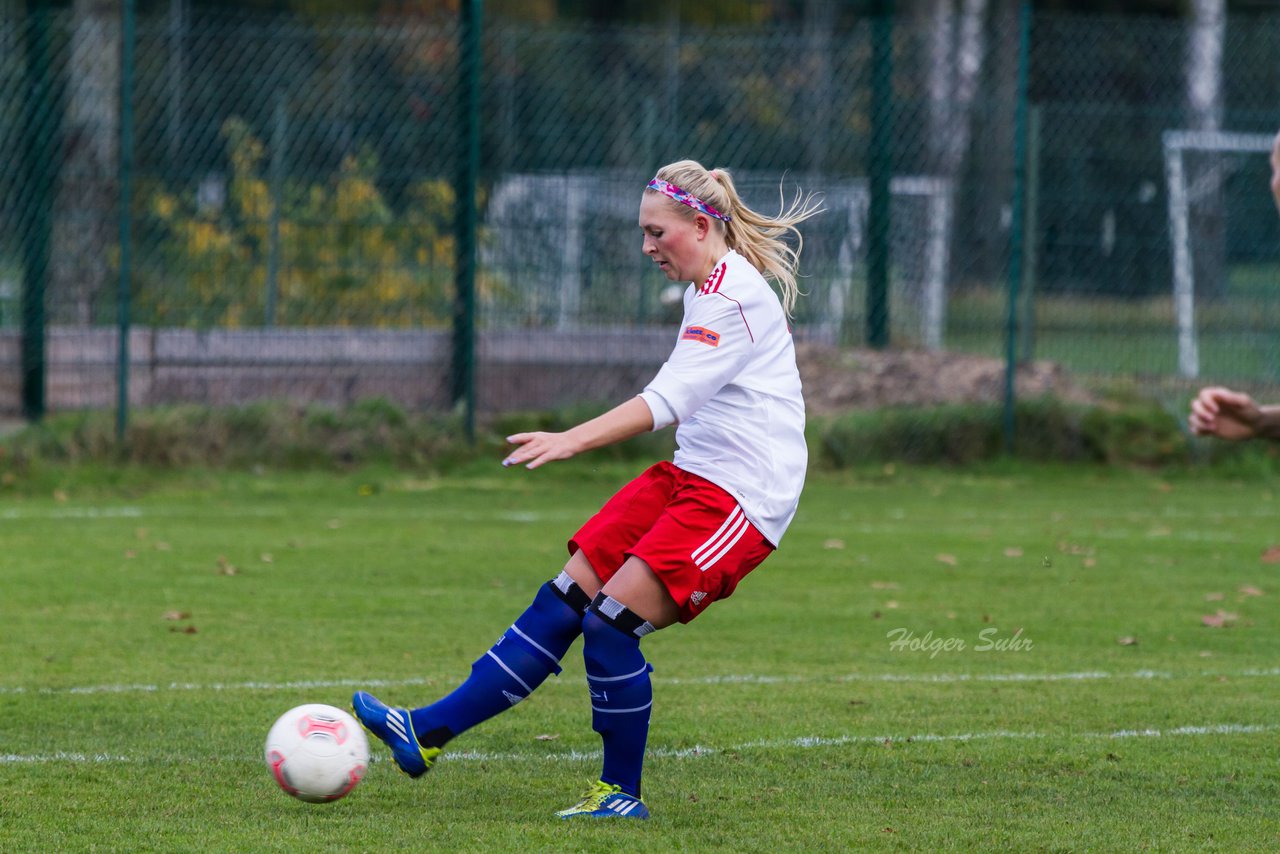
left=1162, top=129, right=1275, bottom=379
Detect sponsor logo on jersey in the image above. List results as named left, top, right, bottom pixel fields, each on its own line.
left=690, top=590, right=708, bottom=607
left=681, top=325, right=721, bottom=347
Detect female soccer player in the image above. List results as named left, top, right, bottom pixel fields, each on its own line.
left=354, top=159, right=822, bottom=819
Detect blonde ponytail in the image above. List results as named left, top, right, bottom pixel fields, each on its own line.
left=650, top=160, right=824, bottom=316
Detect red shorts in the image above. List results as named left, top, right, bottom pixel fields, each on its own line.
left=568, top=461, right=774, bottom=623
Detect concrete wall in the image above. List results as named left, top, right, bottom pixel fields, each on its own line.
left=0, top=326, right=675, bottom=415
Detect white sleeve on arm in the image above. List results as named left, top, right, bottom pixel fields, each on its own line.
left=642, top=294, right=754, bottom=423
left=638, top=390, right=676, bottom=431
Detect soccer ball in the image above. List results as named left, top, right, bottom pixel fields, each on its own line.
left=264, top=704, right=370, bottom=803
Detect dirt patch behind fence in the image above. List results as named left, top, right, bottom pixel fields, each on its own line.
left=797, top=343, right=1095, bottom=416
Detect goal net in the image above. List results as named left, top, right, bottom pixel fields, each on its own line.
left=1162, top=129, right=1275, bottom=379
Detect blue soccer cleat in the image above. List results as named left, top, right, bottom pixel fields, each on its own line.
left=555, top=780, right=650, bottom=819
left=351, top=691, right=441, bottom=779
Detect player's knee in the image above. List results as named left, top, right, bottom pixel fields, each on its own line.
left=545, top=570, right=592, bottom=615
left=585, top=592, right=657, bottom=641
left=561, top=551, right=604, bottom=600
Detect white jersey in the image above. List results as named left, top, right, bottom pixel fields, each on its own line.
left=638, top=249, right=807, bottom=546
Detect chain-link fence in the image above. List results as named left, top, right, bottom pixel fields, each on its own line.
left=1, top=2, right=1278, bottom=425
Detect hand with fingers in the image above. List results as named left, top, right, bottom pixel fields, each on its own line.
left=503, top=431, right=582, bottom=470
left=1188, top=386, right=1275, bottom=441
left=501, top=397, right=655, bottom=471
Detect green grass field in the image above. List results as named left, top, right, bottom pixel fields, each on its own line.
left=2, top=461, right=1278, bottom=851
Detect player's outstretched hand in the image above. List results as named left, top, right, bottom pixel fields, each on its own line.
left=503, top=431, right=581, bottom=470
left=1188, top=386, right=1263, bottom=441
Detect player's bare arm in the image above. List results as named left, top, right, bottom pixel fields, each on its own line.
left=504, top=396, right=656, bottom=469
left=1189, top=386, right=1280, bottom=441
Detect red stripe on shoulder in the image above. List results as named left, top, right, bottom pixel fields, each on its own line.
left=700, top=262, right=726, bottom=296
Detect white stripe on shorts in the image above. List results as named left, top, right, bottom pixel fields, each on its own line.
left=697, top=513, right=749, bottom=571
left=690, top=505, right=748, bottom=571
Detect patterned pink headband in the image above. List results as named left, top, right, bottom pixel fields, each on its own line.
left=646, top=178, right=731, bottom=222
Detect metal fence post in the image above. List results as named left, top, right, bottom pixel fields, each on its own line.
left=20, top=0, right=53, bottom=423
left=1003, top=0, right=1033, bottom=453
left=265, top=89, right=286, bottom=328
left=116, top=0, right=136, bottom=442
left=865, top=0, right=893, bottom=350
left=452, top=0, right=482, bottom=441
left=1020, top=104, right=1042, bottom=365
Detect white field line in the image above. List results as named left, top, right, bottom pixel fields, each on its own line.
left=2, top=723, right=1275, bottom=767
left=0, top=506, right=578, bottom=523
left=4, top=499, right=1278, bottom=526
left=0, top=506, right=145, bottom=520
left=0, top=676, right=437, bottom=697
left=3, top=667, right=1280, bottom=697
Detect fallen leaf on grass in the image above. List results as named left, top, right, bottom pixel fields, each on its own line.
left=1238, top=585, right=1264, bottom=597
left=1004, top=547, right=1023, bottom=558
left=1201, top=610, right=1238, bottom=628
left=936, top=553, right=957, bottom=566
left=162, top=611, right=191, bottom=621
left=534, top=734, right=559, bottom=741
left=216, top=556, right=238, bottom=576
left=169, top=625, right=198, bottom=634
left=823, top=538, right=846, bottom=550
left=870, top=581, right=899, bottom=590
left=1260, top=545, right=1280, bottom=564
left=1204, top=592, right=1225, bottom=602
left=1116, top=636, right=1138, bottom=646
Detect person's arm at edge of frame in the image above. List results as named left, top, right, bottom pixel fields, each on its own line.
left=1189, top=386, right=1280, bottom=441
left=503, top=396, right=659, bottom=470
left=1253, top=406, right=1280, bottom=440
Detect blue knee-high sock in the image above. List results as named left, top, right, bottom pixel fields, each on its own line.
left=582, top=602, right=654, bottom=799
left=409, top=574, right=587, bottom=748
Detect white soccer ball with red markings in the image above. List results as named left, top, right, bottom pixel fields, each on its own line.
left=264, top=704, right=369, bottom=803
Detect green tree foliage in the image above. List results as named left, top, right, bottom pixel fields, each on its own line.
left=138, top=117, right=456, bottom=328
